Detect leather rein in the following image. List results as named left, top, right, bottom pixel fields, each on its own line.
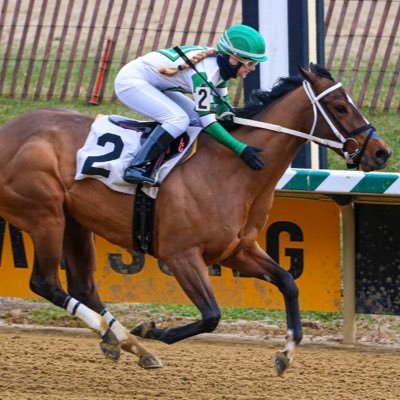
left=233, top=80, right=377, bottom=168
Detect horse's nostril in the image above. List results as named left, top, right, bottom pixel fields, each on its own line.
left=376, top=148, right=391, bottom=162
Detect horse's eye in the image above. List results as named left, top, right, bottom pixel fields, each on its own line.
left=335, top=104, right=347, bottom=114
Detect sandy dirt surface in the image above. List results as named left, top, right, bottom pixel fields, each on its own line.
left=0, top=298, right=400, bottom=400
left=0, top=328, right=399, bottom=400
left=1, top=298, right=400, bottom=400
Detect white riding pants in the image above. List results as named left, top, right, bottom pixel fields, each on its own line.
left=115, top=62, right=201, bottom=138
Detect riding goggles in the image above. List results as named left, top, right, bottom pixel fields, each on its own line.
left=231, top=54, right=259, bottom=69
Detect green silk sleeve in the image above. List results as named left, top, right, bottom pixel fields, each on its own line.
left=204, top=122, right=246, bottom=155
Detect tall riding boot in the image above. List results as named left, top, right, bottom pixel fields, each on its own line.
left=123, top=126, right=175, bottom=185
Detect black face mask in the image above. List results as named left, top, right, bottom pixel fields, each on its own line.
left=217, top=54, right=240, bottom=80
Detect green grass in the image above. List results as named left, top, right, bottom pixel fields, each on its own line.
left=0, top=300, right=350, bottom=334
left=26, top=308, right=71, bottom=324
left=3, top=300, right=397, bottom=337
left=15, top=300, right=339, bottom=326
left=123, top=302, right=277, bottom=321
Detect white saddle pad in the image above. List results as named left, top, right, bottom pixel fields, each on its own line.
left=75, top=115, right=201, bottom=199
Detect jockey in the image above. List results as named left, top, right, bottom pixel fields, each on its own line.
left=114, top=24, right=268, bottom=186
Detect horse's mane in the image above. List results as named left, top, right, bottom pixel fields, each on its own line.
left=234, top=63, right=334, bottom=120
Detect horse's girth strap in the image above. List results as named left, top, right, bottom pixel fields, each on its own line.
left=133, top=186, right=156, bottom=255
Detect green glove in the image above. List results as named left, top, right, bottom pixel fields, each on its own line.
left=205, top=122, right=265, bottom=170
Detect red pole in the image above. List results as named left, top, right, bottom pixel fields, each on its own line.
left=89, top=38, right=113, bottom=105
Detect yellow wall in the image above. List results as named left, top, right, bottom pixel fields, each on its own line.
left=0, top=198, right=341, bottom=311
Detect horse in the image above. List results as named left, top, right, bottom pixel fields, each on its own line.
left=0, top=64, right=391, bottom=375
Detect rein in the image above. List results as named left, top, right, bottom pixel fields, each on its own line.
left=233, top=80, right=373, bottom=167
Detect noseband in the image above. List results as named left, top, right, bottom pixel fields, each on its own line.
left=303, top=81, right=377, bottom=168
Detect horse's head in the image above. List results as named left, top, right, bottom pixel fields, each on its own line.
left=299, top=64, right=391, bottom=172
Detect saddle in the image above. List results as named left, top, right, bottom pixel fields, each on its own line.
left=108, top=115, right=157, bottom=133
left=108, top=115, right=194, bottom=163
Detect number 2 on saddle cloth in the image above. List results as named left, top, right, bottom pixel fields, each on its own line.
left=108, top=115, right=196, bottom=172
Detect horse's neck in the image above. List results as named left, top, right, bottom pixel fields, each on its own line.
left=254, top=87, right=311, bottom=148
left=234, top=88, right=312, bottom=185
left=185, top=88, right=312, bottom=201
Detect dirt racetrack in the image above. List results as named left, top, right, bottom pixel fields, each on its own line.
left=0, top=328, right=399, bottom=400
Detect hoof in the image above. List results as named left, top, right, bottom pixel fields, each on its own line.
left=100, top=341, right=121, bottom=361
left=138, top=354, right=163, bottom=369
left=131, top=321, right=155, bottom=339
left=273, top=351, right=290, bottom=376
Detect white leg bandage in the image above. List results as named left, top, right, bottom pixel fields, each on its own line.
left=101, top=309, right=130, bottom=342
left=64, top=296, right=108, bottom=335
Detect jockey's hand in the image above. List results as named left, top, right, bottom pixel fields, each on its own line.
left=240, top=146, right=265, bottom=170
left=215, top=103, right=235, bottom=122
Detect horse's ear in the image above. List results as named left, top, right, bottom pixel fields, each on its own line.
left=297, top=65, right=310, bottom=79
left=298, top=65, right=312, bottom=81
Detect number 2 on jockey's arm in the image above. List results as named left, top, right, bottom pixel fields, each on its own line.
left=194, top=86, right=211, bottom=112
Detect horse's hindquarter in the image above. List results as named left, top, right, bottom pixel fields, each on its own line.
left=0, top=109, right=92, bottom=182
left=0, top=110, right=93, bottom=232
left=0, top=109, right=135, bottom=248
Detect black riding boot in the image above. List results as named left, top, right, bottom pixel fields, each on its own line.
left=123, top=126, right=175, bottom=185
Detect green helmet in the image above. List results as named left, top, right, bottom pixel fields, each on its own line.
left=217, top=24, right=267, bottom=62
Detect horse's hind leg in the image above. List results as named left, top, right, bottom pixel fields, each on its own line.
left=29, top=210, right=160, bottom=368
left=62, top=213, right=162, bottom=368
left=29, top=215, right=110, bottom=339
left=223, top=241, right=302, bottom=376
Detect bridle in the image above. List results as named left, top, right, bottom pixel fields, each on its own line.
left=233, top=79, right=378, bottom=168
left=302, top=80, right=377, bottom=168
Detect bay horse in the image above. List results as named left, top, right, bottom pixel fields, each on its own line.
left=0, top=64, right=391, bottom=375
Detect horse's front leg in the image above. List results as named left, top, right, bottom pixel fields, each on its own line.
left=132, top=250, right=221, bottom=344
left=224, top=241, right=302, bottom=376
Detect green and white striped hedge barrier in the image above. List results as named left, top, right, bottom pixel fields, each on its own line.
left=276, top=169, right=400, bottom=195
